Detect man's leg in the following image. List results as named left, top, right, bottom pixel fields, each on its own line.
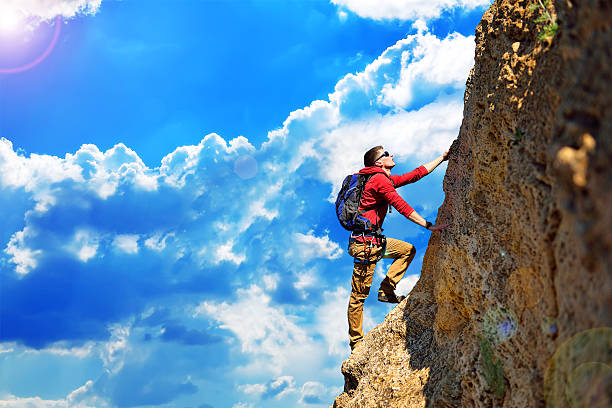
left=378, top=238, right=416, bottom=297
left=347, top=242, right=379, bottom=349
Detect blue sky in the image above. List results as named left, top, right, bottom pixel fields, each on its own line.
left=0, top=1, right=489, bottom=407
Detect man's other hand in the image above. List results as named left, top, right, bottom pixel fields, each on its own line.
left=442, top=150, right=450, bottom=161
left=429, top=223, right=450, bottom=231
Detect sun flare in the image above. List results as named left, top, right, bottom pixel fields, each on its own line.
left=0, top=8, right=24, bottom=33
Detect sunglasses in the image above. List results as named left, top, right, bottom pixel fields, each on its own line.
left=375, top=151, right=390, bottom=162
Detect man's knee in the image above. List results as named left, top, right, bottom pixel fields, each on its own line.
left=400, top=243, right=416, bottom=258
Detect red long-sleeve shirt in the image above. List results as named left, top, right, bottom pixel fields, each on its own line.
left=357, top=165, right=429, bottom=229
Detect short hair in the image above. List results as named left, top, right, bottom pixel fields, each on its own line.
left=364, top=146, right=384, bottom=167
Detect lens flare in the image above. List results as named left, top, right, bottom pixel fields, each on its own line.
left=566, top=362, right=611, bottom=408
left=482, top=306, right=518, bottom=344
left=0, top=16, right=61, bottom=74
left=234, top=155, right=258, bottom=179
left=506, top=266, right=546, bottom=309
left=544, top=327, right=612, bottom=407
left=0, top=9, right=23, bottom=33
left=541, top=317, right=559, bottom=337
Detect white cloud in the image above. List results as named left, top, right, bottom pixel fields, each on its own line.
left=320, top=96, right=464, bottom=198
left=292, top=231, right=343, bottom=261
left=36, top=342, right=96, bottom=358
left=0, top=22, right=472, bottom=407
left=160, top=133, right=253, bottom=188
left=67, top=229, right=100, bottom=262
left=293, top=268, right=318, bottom=298
left=144, top=232, right=174, bottom=251
left=214, top=240, right=246, bottom=265
left=412, top=18, right=428, bottom=33
left=315, top=287, right=350, bottom=356
left=5, top=227, right=41, bottom=275
left=0, top=380, right=103, bottom=408
left=239, top=383, right=267, bottom=396
left=0, top=395, right=68, bottom=408
left=0, top=140, right=157, bottom=213
left=100, top=324, right=131, bottom=374
left=261, top=30, right=473, bottom=198
left=112, top=234, right=140, bottom=255
left=0, top=0, right=102, bottom=28
left=299, top=381, right=331, bottom=405
left=262, top=273, right=280, bottom=291
left=232, top=403, right=253, bottom=408
left=2, top=340, right=97, bottom=360
left=268, top=376, right=297, bottom=399
left=2, top=24, right=472, bottom=276
left=315, top=288, right=381, bottom=362
left=195, top=285, right=311, bottom=371
left=374, top=261, right=420, bottom=295
left=195, top=285, right=305, bottom=353
left=0, top=344, right=15, bottom=354
left=313, top=286, right=378, bottom=357
left=0, top=138, right=83, bottom=192
left=239, top=376, right=297, bottom=400
left=330, top=0, right=491, bottom=21
left=396, top=273, right=421, bottom=296
left=380, top=32, right=474, bottom=107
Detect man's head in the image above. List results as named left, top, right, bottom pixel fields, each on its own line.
left=364, top=146, right=395, bottom=169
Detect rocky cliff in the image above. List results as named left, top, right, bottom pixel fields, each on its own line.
left=334, top=1, right=611, bottom=407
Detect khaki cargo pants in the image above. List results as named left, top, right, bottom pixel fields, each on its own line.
left=347, top=237, right=416, bottom=349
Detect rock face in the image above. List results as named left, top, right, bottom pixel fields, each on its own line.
left=334, top=1, right=611, bottom=407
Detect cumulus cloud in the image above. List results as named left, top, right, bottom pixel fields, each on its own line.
left=331, top=0, right=491, bottom=21
left=315, top=287, right=350, bottom=356
left=396, top=273, right=421, bottom=296
left=100, top=324, right=131, bottom=374
left=232, top=403, right=253, bottom=408
left=0, top=0, right=102, bottom=29
left=292, top=231, right=343, bottom=261
left=67, top=229, right=100, bottom=262
left=143, top=232, right=174, bottom=251
left=379, top=32, right=475, bottom=107
left=113, top=234, right=140, bottom=254
left=5, top=227, right=41, bottom=275
left=239, top=376, right=297, bottom=400
left=0, top=138, right=83, bottom=194
left=314, top=286, right=377, bottom=356
left=0, top=23, right=471, bottom=359
left=213, top=240, right=246, bottom=265
left=293, top=268, right=318, bottom=294
left=319, top=96, right=464, bottom=197
left=262, top=273, right=280, bottom=291
left=0, top=23, right=474, bottom=407
left=0, top=381, right=103, bottom=408
left=35, top=341, right=96, bottom=358
left=299, top=381, right=330, bottom=405
left=194, top=285, right=309, bottom=368
left=264, top=29, right=474, bottom=195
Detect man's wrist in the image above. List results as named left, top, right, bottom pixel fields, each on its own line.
left=425, top=221, right=433, bottom=230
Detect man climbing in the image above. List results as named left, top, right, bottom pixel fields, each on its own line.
left=346, top=146, right=449, bottom=350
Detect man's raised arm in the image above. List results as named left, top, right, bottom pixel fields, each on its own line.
left=422, top=150, right=449, bottom=173
left=410, top=149, right=450, bottom=231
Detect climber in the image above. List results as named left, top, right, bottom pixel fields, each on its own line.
left=346, top=146, right=449, bottom=350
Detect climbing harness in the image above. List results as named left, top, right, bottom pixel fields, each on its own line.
left=349, top=229, right=387, bottom=265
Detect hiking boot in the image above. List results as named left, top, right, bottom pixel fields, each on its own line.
left=377, top=291, right=405, bottom=304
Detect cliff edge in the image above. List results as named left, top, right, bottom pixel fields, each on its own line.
left=334, top=1, right=611, bottom=407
